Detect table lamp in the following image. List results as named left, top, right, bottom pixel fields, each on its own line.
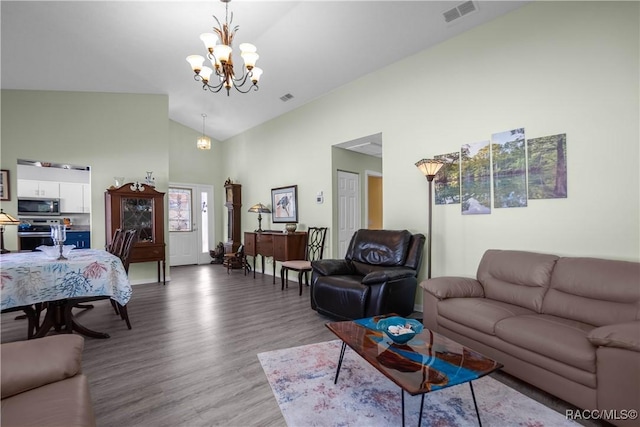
left=0, top=209, right=20, bottom=254
left=248, top=203, right=271, bottom=232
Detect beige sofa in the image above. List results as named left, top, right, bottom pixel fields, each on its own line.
left=421, top=249, right=640, bottom=427
left=1, top=334, right=96, bottom=427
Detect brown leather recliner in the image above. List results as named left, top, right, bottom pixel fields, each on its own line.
left=310, top=229, right=425, bottom=320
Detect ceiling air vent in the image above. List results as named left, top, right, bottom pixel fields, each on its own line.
left=443, top=1, right=477, bottom=23
left=280, top=93, right=294, bottom=102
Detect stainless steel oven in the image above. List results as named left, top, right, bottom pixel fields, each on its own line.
left=17, top=218, right=59, bottom=251
left=18, top=233, right=54, bottom=251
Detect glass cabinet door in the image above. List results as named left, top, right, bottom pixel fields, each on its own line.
left=122, top=197, right=154, bottom=243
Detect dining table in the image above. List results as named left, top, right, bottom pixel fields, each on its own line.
left=0, top=248, right=132, bottom=339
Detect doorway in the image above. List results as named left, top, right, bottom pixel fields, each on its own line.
left=366, top=171, right=383, bottom=229
left=168, top=183, right=214, bottom=266
left=337, top=170, right=360, bottom=258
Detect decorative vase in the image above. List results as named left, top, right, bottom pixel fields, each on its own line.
left=285, top=223, right=297, bottom=233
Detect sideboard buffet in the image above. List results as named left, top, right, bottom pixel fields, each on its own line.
left=244, top=231, right=306, bottom=283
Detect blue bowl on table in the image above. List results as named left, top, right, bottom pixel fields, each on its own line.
left=376, top=316, right=423, bottom=344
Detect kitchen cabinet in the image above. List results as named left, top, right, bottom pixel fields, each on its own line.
left=17, top=179, right=60, bottom=198
left=66, top=231, right=91, bottom=249
left=60, top=182, right=90, bottom=213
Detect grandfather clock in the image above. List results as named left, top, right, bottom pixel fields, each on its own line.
left=224, top=182, right=242, bottom=253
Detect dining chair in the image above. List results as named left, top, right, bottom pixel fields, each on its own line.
left=71, top=229, right=136, bottom=329
left=114, top=229, right=137, bottom=329
left=73, top=227, right=125, bottom=313
left=106, top=228, right=124, bottom=255
left=280, top=227, right=328, bottom=295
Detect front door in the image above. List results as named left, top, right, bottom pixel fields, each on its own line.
left=337, top=170, right=360, bottom=258
left=168, top=183, right=214, bottom=266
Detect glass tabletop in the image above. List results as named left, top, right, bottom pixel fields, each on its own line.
left=326, top=315, right=503, bottom=395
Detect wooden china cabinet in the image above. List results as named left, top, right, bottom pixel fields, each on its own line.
left=105, top=182, right=166, bottom=284
left=224, top=182, right=242, bottom=253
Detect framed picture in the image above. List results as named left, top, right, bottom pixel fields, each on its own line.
left=271, top=185, right=298, bottom=223
left=0, top=170, right=10, bottom=201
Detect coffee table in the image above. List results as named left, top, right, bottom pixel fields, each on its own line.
left=326, top=315, right=503, bottom=427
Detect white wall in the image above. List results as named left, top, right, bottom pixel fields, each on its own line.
left=222, top=1, right=639, bottom=293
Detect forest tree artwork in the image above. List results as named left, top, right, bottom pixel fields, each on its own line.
left=527, top=133, right=567, bottom=199
left=434, top=152, right=460, bottom=205
left=461, top=140, right=491, bottom=215
left=491, top=128, right=527, bottom=208
left=434, top=128, right=568, bottom=215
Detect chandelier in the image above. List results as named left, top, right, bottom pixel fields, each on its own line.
left=186, top=0, right=262, bottom=96
left=197, top=113, right=211, bottom=150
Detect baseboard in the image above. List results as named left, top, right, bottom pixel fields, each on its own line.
left=130, top=276, right=170, bottom=286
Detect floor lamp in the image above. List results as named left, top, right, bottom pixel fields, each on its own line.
left=0, top=209, right=20, bottom=254
left=415, top=158, right=444, bottom=279
left=248, top=203, right=271, bottom=232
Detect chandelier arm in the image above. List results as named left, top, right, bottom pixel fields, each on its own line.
left=205, top=82, right=225, bottom=93
left=194, top=74, right=225, bottom=93
left=232, top=82, right=259, bottom=94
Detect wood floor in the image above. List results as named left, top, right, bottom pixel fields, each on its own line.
left=1, top=264, right=602, bottom=427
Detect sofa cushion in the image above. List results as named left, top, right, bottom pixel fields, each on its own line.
left=542, top=257, right=640, bottom=326
left=495, top=314, right=596, bottom=373
left=437, top=298, right=535, bottom=336
left=1, top=374, right=95, bottom=427
left=1, top=335, right=84, bottom=399
left=346, top=229, right=411, bottom=267
left=477, top=250, right=558, bottom=312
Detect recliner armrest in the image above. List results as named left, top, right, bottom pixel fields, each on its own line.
left=362, top=268, right=416, bottom=285
left=1, top=335, right=85, bottom=399
left=588, top=320, right=640, bottom=352
left=311, top=259, right=354, bottom=276
left=420, top=277, right=485, bottom=299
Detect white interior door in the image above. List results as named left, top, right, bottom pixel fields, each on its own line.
left=337, top=170, right=360, bottom=258
left=169, top=183, right=214, bottom=266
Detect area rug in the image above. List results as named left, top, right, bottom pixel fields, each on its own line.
left=258, top=340, right=578, bottom=427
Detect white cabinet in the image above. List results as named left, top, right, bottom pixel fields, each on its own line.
left=17, top=179, right=60, bottom=198
left=59, top=182, right=90, bottom=213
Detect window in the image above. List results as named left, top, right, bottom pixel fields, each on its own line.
left=168, top=188, right=192, bottom=232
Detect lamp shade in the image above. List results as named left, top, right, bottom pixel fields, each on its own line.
left=415, top=158, right=444, bottom=180
left=248, top=203, right=271, bottom=213
left=196, top=136, right=211, bottom=150
left=0, top=209, right=19, bottom=225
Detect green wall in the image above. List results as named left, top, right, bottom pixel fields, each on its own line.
left=2, top=2, right=638, bottom=299
left=221, top=1, right=640, bottom=306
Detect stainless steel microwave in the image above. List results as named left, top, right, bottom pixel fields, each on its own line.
left=17, top=198, right=61, bottom=216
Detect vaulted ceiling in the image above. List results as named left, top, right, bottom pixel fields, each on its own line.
left=1, top=1, right=529, bottom=142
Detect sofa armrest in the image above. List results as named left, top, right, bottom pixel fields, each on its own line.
left=362, top=268, right=416, bottom=285
left=311, top=259, right=354, bottom=276
left=420, top=276, right=485, bottom=299
left=588, top=320, right=640, bottom=352
left=1, top=335, right=85, bottom=399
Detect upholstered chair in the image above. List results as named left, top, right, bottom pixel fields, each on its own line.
left=310, top=229, right=425, bottom=320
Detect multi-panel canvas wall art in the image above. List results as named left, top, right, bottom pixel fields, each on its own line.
left=434, top=152, right=460, bottom=205
left=461, top=140, right=491, bottom=215
left=527, top=133, right=567, bottom=199
left=491, top=128, right=527, bottom=208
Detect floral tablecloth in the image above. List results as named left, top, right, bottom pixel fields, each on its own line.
left=0, top=249, right=132, bottom=310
